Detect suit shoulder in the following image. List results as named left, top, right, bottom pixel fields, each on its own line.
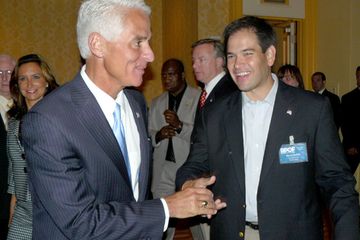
left=125, top=87, right=145, bottom=102
left=205, top=89, right=240, bottom=112
left=278, top=82, right=329, bottom=109
left=323, top=89, right=340, bottom=99
left=30, top=79, right=73, bottom=114
left=213, top=75, right=238, bottom=96
left=150, top=91, right=167, bottom=106
left=186, top=85, right=201, bottom=95
left=342, top=88, right=360, bottom=102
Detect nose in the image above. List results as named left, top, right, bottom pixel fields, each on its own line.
left=24, top=78, right=33, bottom=88
left=234, top=56, right=243, bottom=69
left=162, top=73, right=173, bottom=82
left=143, top=44, right=154, bottom=63
left=0, top=71, right=11, bottom=82
left=227, top=55, right=240, bottom=70
left=192, top=60, right=197, bottom=70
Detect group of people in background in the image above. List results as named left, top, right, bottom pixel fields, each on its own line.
left=276, top=63, right=360, bottom=174
left=0, top=0, right=359, bottom=240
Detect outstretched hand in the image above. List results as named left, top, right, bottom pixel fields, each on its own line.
left=165, top=176, right=226, bottom=219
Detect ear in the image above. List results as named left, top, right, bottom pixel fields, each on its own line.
left=88, top=32, right=105, bottom=58
left=181, top=72, right=185, bottom=80
left=215, top=56, right=225, bottom=69
left=265, top=45, right=276, bottom=67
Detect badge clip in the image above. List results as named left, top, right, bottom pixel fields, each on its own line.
left=289, top=135, right=295, bottom=145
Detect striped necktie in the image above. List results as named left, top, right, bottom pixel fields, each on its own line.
left=199, top=89, right=207, bottom=108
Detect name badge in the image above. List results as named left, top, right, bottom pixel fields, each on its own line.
left=279, top=142, right=308, bottom=164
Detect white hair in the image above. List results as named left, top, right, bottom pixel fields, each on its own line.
left=77, top=0, right=151, bottom=59
left=0, top=54, right=16, bottom=67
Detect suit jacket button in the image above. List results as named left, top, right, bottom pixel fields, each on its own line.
left=242, top=204, right=246, bottom=208
left=239, top=231, right=244, bottom=238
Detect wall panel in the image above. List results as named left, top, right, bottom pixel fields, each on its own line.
left=162, top=0, right=198, bottom=88
left=0, top=0, right=81, bottom=84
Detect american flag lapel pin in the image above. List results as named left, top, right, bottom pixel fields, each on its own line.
left=136, top=112, right=140, bottom=118
left=286, top=109, right=292, bottom=116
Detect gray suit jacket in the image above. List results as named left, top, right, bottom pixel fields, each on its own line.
left=148, top=86, right=200, bottom=197
left=177, top=81, right=359, bottom=240
left=22, top=74, right=165, bottom=240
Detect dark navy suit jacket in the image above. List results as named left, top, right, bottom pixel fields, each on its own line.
left=23, top=74, right=164, bottom=239
left=177, top=81, right=359, bottom=240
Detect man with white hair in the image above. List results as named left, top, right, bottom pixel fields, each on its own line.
left=0, top=54, right=15, bottom=239
left=22, top=1, right=226, bottom=239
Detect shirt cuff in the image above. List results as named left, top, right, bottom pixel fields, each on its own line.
left=160, top=198, right=170, bottom=232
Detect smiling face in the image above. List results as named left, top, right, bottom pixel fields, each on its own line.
left=226, top=29, right=275, bottom=100
left=100, top=8, right=154, bottom=92
left=18, top=62, right=48, bottom=109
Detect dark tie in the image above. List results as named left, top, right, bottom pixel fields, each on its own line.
left=199, top=89, right=207, bottom=108
left=113, top=103, right=131, bottom=180
left=165, top=99, right=177, bottom=162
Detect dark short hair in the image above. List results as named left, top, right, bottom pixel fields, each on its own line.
left=162, top=58, right=185, bottom=74
left=312, top=71, right=326, bottom=81
left=223, top=16, right=276, bottom=55
left=277, top=64, right=304, bottom=89
left=356, top=66, right=360, bottom=72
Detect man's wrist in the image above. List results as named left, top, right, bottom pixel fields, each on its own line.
left=155, top=131, right=162, bottom=143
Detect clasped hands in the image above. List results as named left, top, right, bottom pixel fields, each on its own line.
left=164, top=176, right=227, bottom=219
left=156, top=110, right=182, bottom=142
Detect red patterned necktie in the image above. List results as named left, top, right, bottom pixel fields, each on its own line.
left=199, top=89, right=207, bottom=108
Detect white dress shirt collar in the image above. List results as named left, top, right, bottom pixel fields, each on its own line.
left=204, top=71, right=226, bottom=98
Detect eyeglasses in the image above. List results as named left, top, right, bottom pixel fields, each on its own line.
left=0, top=70, right=12, bottom=78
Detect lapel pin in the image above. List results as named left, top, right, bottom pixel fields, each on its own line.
left=286, top=110, right=292, bottom=116
left=136, top=112, right=140, bottom=118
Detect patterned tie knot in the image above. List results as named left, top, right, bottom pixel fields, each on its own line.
left=199, top=89, right=207, bottom=108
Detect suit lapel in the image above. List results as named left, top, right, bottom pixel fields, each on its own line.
left=206, top=75, right=226, bottom=105
left=177, top=87, right=197, bottom=116
left=71, top=76, right=132, bottom=190
left=223, top=92, right=245, bottom=195
left=258, top=82, right=297, bottom=190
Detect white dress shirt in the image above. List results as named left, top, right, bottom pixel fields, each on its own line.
left=0, top=95, right=13, bottom=130
left=242, top=74, right=278, bottom=222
